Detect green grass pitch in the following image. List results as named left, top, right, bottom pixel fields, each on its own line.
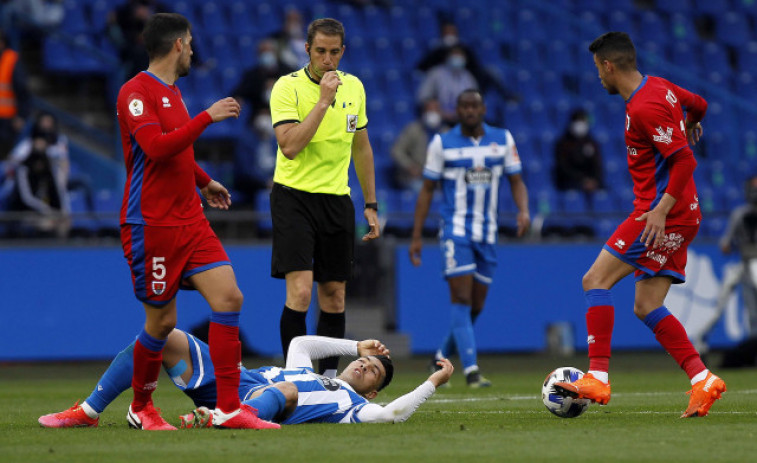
left=2, top=351, right=756, bottom=463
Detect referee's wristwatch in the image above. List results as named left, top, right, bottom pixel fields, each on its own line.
left=364, top=202, right=378, bottom=211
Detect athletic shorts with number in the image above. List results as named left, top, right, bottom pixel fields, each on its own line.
left=602, top=211, right=699, bottom=284
left=440, top=235, right=497, bottom=285
left=121, top=218, right=231, bottom=306
left=270, top=182, right=355, bottom=282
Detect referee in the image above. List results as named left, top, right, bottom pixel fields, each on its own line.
left=269, top=18, right=379, bottom=378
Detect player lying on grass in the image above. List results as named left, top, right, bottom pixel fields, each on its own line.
left=39, top=331, right=453, bottom=428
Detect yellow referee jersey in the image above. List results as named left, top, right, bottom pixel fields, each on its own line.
left=270, top=67, right=368, bottom=195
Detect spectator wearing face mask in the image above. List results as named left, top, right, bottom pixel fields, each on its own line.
left=233, top=39, right=296, bottom=118
left=417, top=21, right=518, bottom=104
left=391, top=99, right=447, bottom=191
left=269, top=8, right=309, bottom=70
left=417, top=46, right=478, bottom=126
left=553, top=109, right=603, bottom=194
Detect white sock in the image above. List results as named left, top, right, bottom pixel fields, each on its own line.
left=81, top=401, right=99, bottom=419
left=463, top=365, right=479, bottom=376
left=588, top=370, right=609, bottom=384
left=690, top=369, right=709, bottom=386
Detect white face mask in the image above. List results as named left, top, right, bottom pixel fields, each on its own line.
left=423, top=111, right=442, bottom=130
left=254, top=113, right=274, bottom=136
left=442, top=34, right=459, bottom=47
left=259, top=51, right=277, bottom=69
left=570, top=120, right=589, bottom=137
left=447, top=55, right=466, bottom=70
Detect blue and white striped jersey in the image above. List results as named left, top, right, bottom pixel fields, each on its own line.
left=241, top=366, right=370, bottom=424
left=423, top=123, right=522, bottom=244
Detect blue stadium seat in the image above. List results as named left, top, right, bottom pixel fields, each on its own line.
left=693, top=0, right=731, bottom=16
left=590, top=190, right=615, bottom=213
left=516, top=9, right=546, bottom=43
left=254, top=190, right=272, bottom=233
left=559, top=189, right=588, bottom=214
left=638, top=11, right=669, bottom=45
left=229, top=1, right=254, bottom=35
left=669, top=13, right=697, bottom=42
left=200, top=2, right=227, bottom=36
left=738, top=41, right=757, bottom=72
left=700, top=42, right=731, bottom=73
left=657, top=0, right=693, bottom=14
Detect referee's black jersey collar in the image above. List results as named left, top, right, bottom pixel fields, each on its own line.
left=303, top=65, right=320, bottom=85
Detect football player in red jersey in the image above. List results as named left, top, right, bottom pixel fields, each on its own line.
left=554, top=32, right=725, bottom=418
left=116, top=13, right=276, bottom=430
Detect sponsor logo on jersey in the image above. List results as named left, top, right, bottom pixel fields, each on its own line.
left=162, top=96, right=171, bottom=108
left=653, top=126, right=674, bottom=145
left=152, top=281, right=166, bottom=295
left=627, top=146, right=638, bottom=156
left=464, top=166, right=493, bottom=189
left=129, top=99, right=143, bottom=116
left=646, top=250, right=668, bottom=266
left=615, top=239, right=626, bottom=249
left=346, top=114, right=358, bottom=132
left=316, top=375, right=342, bottom=391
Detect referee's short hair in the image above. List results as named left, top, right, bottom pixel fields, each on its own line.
left=307, top=18, right=345, bottom=46
left=143, top=13, right=191, bottom=61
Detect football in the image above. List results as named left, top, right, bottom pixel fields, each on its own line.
left=542, top=367, right=591, bottom=418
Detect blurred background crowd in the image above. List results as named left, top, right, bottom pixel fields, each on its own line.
left=0, top=0, right=755, bottom=242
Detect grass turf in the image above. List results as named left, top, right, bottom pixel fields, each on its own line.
left=1, top=351, right=755, bottom=463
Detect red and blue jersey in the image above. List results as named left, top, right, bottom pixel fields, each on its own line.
left=116, top=71, right=212, bottom=226
left=624, top=75, right=707, bottom=225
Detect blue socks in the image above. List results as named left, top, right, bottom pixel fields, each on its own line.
left=210, top=311, right=240, bottom=327
left=243, top=387, right=287, bottom=422
left=85, top=342, right=136, bottom=413
left=450, top=303, right=478, bottom=371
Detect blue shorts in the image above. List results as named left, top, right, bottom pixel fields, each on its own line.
left=172, top=332, right=271, bottom=409
left=439, top=237, right=497, bottom=284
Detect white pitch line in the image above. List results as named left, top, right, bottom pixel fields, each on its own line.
left=417, top=410, right=756, bottom=415
left=425, top=388, right=757, bottom=404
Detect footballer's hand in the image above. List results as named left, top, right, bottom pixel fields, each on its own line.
left=636, top=208, right=666, bottom=248
left=362, top=208, right=380, bottom=241
left=357, top=339, right=390, bottom=357
left=516, top=210, right=531, bottom=237
left=206, top=97, right=241, bottom=122
left=319, top=71, right=342, bottom=105
left=201, top=180, right=232, bottom=210
left=409, top=237, right=422, bottom=266
left=428, top=358, right=453, bottom=388
left=686, top=121, right=703, bottom=146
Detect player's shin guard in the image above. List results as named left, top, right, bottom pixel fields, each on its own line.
left=243, top=387, right=287, bottom=422
left=209, top=312, right=242, bottom=414
left=450, top=303, right=478, bottom=371
left=585, top=289, right=614, bottom=373
left=87, top=342, right=136, bottom=413
left=644, top=306, right=706, bottom=380
left=280, top=306, right=307, bottom=361
left=316, top=310, right=345, bottom=377
left=132, top=331, right=166, bottom=412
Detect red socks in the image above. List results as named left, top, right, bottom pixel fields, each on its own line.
left=131, top=331, right=166, bottom=412
left=209, top=320, right=242, bottom=414
left=645, top=307, right=706, bottom=380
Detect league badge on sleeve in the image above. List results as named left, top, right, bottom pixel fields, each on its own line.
left=129, top=99, right=144, bottom=117
left=346, top=114, right=357, bottom=133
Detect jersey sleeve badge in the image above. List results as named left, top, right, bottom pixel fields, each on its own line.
left=129, top=99, right=144, bottom=117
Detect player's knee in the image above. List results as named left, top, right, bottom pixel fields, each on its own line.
left=633, top=301, right=655, bottom=320
left=216, top=287, right=244, bottom=311
left=450, top=290, right=472, bottom=305
left=582, top=269, right=602, bottom=291
left=288, top=286, right=312, bottom=310
left=151, top=318, right=177, bottom=339
left=275, top=382, right=299, bottom=411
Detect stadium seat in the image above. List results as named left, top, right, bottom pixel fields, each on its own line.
left=559, top=189, right=588, bottom=214
left=590, top=190, right=615, bottom=214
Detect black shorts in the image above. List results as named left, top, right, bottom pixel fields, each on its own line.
left=270, top=183, right=355, bottom=282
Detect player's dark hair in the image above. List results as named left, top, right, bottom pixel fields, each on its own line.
left=307, top=18, right=345, bottom=47
left=143, top=13, right=191, bottom=61
left=456, top=88, right=483, bottom=105
left=589, top=31, right=637, bottom=71
left=374, top=355, right=394, bottom=391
